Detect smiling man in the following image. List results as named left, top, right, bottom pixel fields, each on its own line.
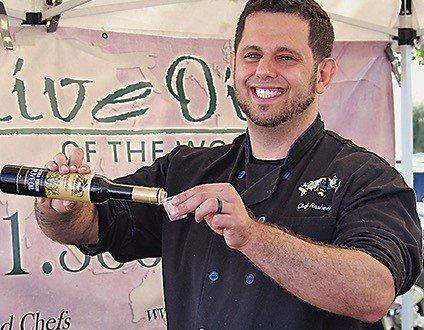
left=35, top=0, right=422, bottom=329
left=234, top=12, right=322, bottom=130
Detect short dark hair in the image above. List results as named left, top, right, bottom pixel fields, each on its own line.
left=234, top=0, right=335, bottom=62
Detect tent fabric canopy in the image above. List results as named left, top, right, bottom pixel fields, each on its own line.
left=2, top=0, right=423, bottom=41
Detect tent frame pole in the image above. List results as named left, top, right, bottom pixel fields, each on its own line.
left=327, top=12, right=397, bottom=36
left=2, top=8, right=25, bottom=20
left=400, top=43, right=414, bottom=330
left=54, top=0, right=202, bottom=19
left=398, top=1, right=416, bottom=329
left=42, top=0, right=93, bottom=20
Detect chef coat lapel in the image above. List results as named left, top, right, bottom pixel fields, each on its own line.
left=239, top=114, right=325, bottom=207
left=226, top=133, right=248, bottom=183
left=241, top=164, right=282, bottom=206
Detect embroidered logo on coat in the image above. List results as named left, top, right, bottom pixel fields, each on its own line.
left=298, top=175, right=341, bottom=197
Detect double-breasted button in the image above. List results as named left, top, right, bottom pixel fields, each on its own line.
left=208, top=271, right=219, bottom=282
left=237, top=170, right=246, bottom=179
left=245, top=273, right=255, bottom=285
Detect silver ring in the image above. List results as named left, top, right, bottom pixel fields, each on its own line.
left=216, top=198, right=223, bottom=214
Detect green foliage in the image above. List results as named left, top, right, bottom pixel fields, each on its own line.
left=414, top=102, right=424, bottom=153
left=414, top=45, right=424, bottom=65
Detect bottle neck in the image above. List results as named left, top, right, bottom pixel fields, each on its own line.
left=107, top=182, right=133, bottom=200
left=90, top=175, right=133, bottom=203
left=91, top=175, right=164, bottom=204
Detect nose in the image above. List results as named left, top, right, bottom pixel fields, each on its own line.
left=255, top=56, right=278, bottom=79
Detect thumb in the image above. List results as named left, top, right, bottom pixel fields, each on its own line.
left=50, top=199, right=79, bottom=214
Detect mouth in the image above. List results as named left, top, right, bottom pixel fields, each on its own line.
left=251, top=87, right=286, bottom=101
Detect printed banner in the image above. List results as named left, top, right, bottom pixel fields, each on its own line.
left=0, top=27, right=394, bottom=329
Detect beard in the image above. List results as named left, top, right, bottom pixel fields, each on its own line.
left=235, top=70, right=317, bottom=128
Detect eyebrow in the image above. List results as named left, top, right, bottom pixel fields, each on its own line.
left=241, top=45, right=303, bottom=59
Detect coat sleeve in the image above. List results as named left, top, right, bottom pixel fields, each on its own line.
left=77, top=146, right=182, bottom=262
left=333, top=155, right=422, bottom=295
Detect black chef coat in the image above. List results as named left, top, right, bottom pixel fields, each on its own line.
left=79, top=115, right=422, bottom=329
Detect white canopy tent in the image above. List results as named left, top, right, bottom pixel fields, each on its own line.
left=2, top=0, right=421, bottom=170
left=0, top=0, right=422, bottom=40
left=1, top=0, right=423, bottom=328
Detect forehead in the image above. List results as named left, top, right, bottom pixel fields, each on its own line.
left=239, top=11, right=312, bottom=55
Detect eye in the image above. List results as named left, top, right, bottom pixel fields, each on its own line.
left=244, top=53, right=261, bottom=61
left=278, top=55, right=296, bottom=61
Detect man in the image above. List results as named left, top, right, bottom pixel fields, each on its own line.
left=35, top=0, right=422, bottom=328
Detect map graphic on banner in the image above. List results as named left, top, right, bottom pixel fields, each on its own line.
left=0, top=27, right=394, bottom=329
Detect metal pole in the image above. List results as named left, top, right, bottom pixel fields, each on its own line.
left=327, top=12, right=397, bottom=36
left=42, top=0, right=93, bottom=20
left=399, top=0, right=416, bottom=327
left=59, top=0, right=202, bottom=19
left=3, top=8, right=26, bottom=21
left=400, top=43, right=415, bottom=330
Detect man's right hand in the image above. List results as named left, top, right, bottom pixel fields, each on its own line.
left=34, top=146, right=99, bottom=245
left=37, top=145, right=91, bottom=214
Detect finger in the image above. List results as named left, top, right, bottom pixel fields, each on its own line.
left=194, top=198, right=228, bottom=222
left=172, top=185, right=205, bottom=205
left=204, top=214, right=232, bottom=234
left=194, top=198, right=217, bottom=222
left=211, top=214, right=233, bottom=229
left=173, top=183, right=223, bottom=205
left=67, top=146, right=85, bottom=172
left=203, top=213, right=223, bottom=235
left=53, top=152, right=68, bottom=166
left=53, top=153, right=69, bottom=174
left=35, top=196, right=51, bottom=208
left=44, top=160, right=58, bottom=171
left=50, top=199, right=79, bottom=214
left=36, top=196, right=81, bottom=216
left=176, top=191, right=216, bottom=216
left=77, top=163, right=91, bottom=174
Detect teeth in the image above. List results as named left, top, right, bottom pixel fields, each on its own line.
left=255, top=88, right=283, bottom=99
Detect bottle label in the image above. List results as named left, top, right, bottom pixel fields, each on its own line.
left=44, top=172, right=94, bottom=202
left=24, top=167, right=45, bottom=193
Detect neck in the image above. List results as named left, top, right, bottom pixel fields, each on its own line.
left=247, top=108, right=318, bottom=160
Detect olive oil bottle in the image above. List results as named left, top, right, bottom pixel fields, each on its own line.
left=0, top=165, right=167, bottom=204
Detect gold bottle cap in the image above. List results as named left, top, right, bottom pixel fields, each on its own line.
left=132, top=186, right=168, bottom=205
left=157, top=189, right=168, bottom=205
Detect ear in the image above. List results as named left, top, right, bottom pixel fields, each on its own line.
left=315, top=58, right=337, bottom=94
left=229, top=51, right=236, bottom=72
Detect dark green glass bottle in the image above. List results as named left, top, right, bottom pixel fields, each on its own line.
left=0, top=165, right=167, bottom=204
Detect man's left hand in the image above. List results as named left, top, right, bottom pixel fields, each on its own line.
left=171, top=183, right=256, bottom=250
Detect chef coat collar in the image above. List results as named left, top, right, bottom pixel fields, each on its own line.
left=244, top=113, right=324, bottom=167
left=239, top=114, right=324, bottom=207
